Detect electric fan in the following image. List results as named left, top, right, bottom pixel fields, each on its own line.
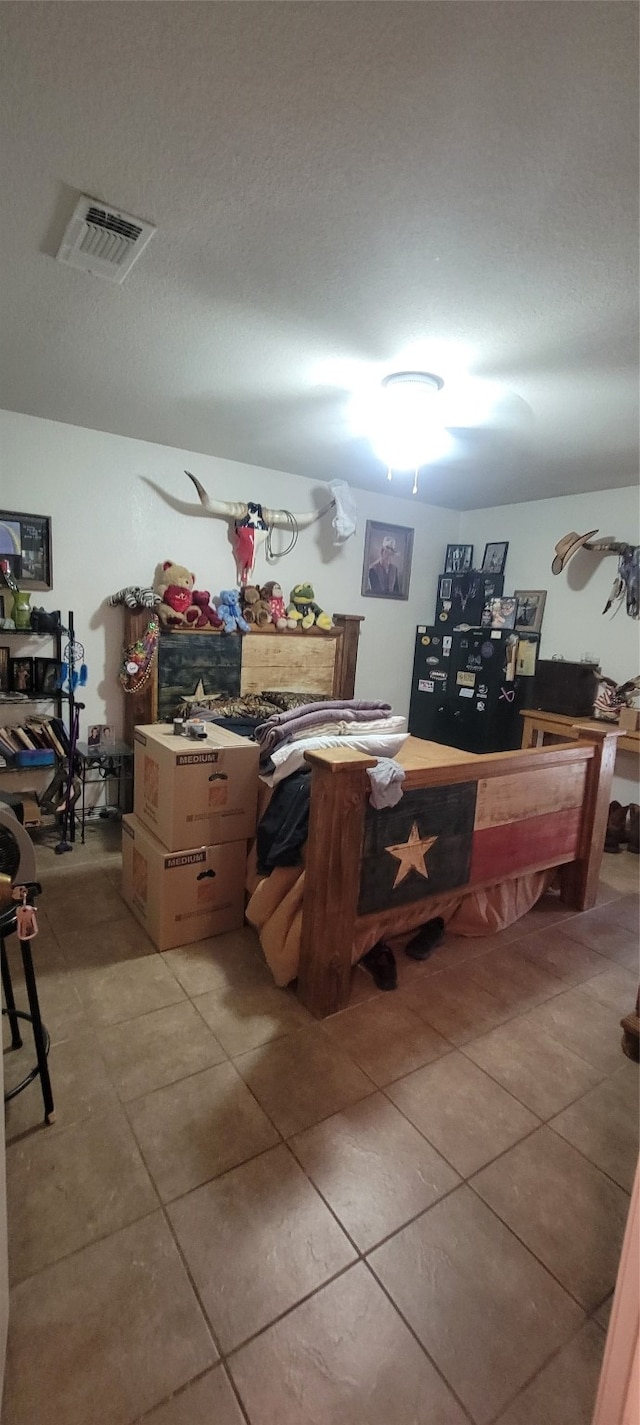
left=0, top=806, right=54, bottom=1123
left=0, top=806, right=36, bottom=920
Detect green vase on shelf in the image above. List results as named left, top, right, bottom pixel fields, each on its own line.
left=12, top=591, right=32, bottom=630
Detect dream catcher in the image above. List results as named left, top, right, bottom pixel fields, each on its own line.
left=60, top=636, right=88, bottom=693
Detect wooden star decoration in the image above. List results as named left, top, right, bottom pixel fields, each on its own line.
left=190, top=678, right=207, bottom=701
left=385, top=822, right=438, bottom=888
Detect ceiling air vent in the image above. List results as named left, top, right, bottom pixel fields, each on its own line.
left=56, top=195, right=156, bottom=283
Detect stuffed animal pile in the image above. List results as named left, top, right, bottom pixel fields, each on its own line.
left=143, top=563, right=332, bottom=635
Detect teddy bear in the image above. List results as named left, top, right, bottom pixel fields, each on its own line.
left=185, top=590, right=223, bottom=630
left=217, top=589, right=250, bottom=634
left=241, top=584, right=272, bottom=628
left=154, top=561, right=196, bottom=627
left=260, top=580, right=296, bottom=630
left=287, top=583, right=333, bottom=631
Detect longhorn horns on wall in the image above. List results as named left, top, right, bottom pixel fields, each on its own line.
left=185, top=471, right=335, bottom=531
left=183, top=471, right=338, bottom=585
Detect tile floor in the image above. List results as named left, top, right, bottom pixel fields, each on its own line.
left=2, top=827, right=638, bottom=1425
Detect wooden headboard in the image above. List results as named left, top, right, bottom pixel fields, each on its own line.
left=121, top=611, right=364, bottom=745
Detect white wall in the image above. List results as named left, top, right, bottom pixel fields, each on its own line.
left=0, top=410, right=458, bottom=736
left=459, top=484, right=640, bottom=802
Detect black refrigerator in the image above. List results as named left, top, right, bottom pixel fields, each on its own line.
left=409, top=626, right=539, bottom=753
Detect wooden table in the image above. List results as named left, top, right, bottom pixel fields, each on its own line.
left=521, top=709, right=640, bottom=757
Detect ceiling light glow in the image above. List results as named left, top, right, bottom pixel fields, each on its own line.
left=368, top=371, right=451, bottom=490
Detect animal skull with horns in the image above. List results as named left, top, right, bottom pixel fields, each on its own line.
left=184, top=471, right=336, bottom=585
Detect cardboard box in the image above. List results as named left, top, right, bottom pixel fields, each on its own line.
left=121, top=814, right=246, bottom=951
left=133, top=722, right=259, bottom=853
left=619, top=706, right=640, bottom=733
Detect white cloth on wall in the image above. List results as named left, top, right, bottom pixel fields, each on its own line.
left=330, top=480, right=357, bottom=543
left=367, top=758, right=406, bottom=809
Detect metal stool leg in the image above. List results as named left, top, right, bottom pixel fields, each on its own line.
left=1, top=937, right=23, bottom=1050
left=20, top=939, right=55, bottom=1124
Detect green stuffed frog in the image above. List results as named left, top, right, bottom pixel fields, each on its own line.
left=287, top=583, right=333, bottom=631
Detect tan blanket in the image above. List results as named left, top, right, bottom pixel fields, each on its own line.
left=245, top=853, right=553, bottom=987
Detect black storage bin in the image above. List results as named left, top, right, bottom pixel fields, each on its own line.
left=533, top=660, right=599, bottom=718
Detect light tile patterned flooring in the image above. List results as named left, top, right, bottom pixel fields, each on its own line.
left=2, top=828, right=638, bottom=1425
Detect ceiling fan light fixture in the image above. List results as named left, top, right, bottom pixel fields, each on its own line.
left=370, top=371, right=448, bottom=490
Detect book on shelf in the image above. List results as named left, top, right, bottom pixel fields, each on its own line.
left=13, top=726, right=38, bottom=752
left=27, top=717, right=66, bottom=758
left=0, top=729, right=19, bottom=759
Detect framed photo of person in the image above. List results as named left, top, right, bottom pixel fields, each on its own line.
left=9, top=656, right=34, bottom=694
left=514, top=589, right=547, bottom=634
left=444, top=543, right=473, bottom=574
left=362, top=520, right=414, bottom=600
left=0, top=510, right=53, bottom=590
left=487, top=596, right=517, bottom=630
left=34, top=657, right=61, bottom=695
left=481, top=541, right=509, bottom=576
left=0, top=646, right=8, bottom=692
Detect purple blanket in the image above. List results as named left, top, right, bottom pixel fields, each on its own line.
left=256, top=700, right=392, bottom=758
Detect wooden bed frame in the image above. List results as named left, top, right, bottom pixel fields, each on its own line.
left=295, top=725, right=623, bottom=1017
left=122, top=610, right=364, bottom=746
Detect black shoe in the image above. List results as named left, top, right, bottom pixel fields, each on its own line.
left=361, top=942, right=398, bottom=991
left=405, top=917, right=445, bottom=961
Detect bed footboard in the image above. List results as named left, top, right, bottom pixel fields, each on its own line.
left=297, top=727, right=621, bottom=1018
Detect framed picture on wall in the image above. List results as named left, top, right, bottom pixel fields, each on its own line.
left=487, top=596, right=517, bottom=630
left=444, top=543, right=473, bottom=574
left=0, top=510, right=53, bottom=590
left=514, top=589, right=547, bottom=633
left=481, top=541, right=509, bottom=575
left=362, top=520, right=414, bottom=600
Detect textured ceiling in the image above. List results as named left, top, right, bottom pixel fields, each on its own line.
left=0, top=0, right=638, bottom=509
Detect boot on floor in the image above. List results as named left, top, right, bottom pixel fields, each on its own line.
left=604, top=801, right=629, bottom=853
left=627, top=803, right=639, bottom=855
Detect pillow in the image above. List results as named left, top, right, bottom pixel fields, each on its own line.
left=262, top=731, right=409, bottom=786
left=177, top=693, right=281, bottom=720
left=261, top=690, right=331, bottom=712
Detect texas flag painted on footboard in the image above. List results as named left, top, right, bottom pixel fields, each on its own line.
left=358, top=783, right=477, bottom=914
left=357, top=762, right=586, bottom=917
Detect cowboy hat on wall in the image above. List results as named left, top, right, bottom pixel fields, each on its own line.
left=551, top=530, right=599, bottom=575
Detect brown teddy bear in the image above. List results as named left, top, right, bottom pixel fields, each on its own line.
left=241, top=585, right=272, bottom=628
left=154, top=561, right=196, bottom=627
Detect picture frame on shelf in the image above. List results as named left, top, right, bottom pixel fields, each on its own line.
left=444, top=543, right=473, bottom=574
left=0, top=510, right=53, bottom=590
left=0, top=646, right=8, bottom=692
left=9, top=656, right=34, bottom=695
left=487, top=596, right=517, bottom=630
left=481, top=541, right=509, bottom=575
left=34, top=657, right=61, bottom=696
left=362, top=519, right=414, bottom=600
left=514, top=589, right=547, bottom=634
left=88, top=724, right=114, bottom=750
